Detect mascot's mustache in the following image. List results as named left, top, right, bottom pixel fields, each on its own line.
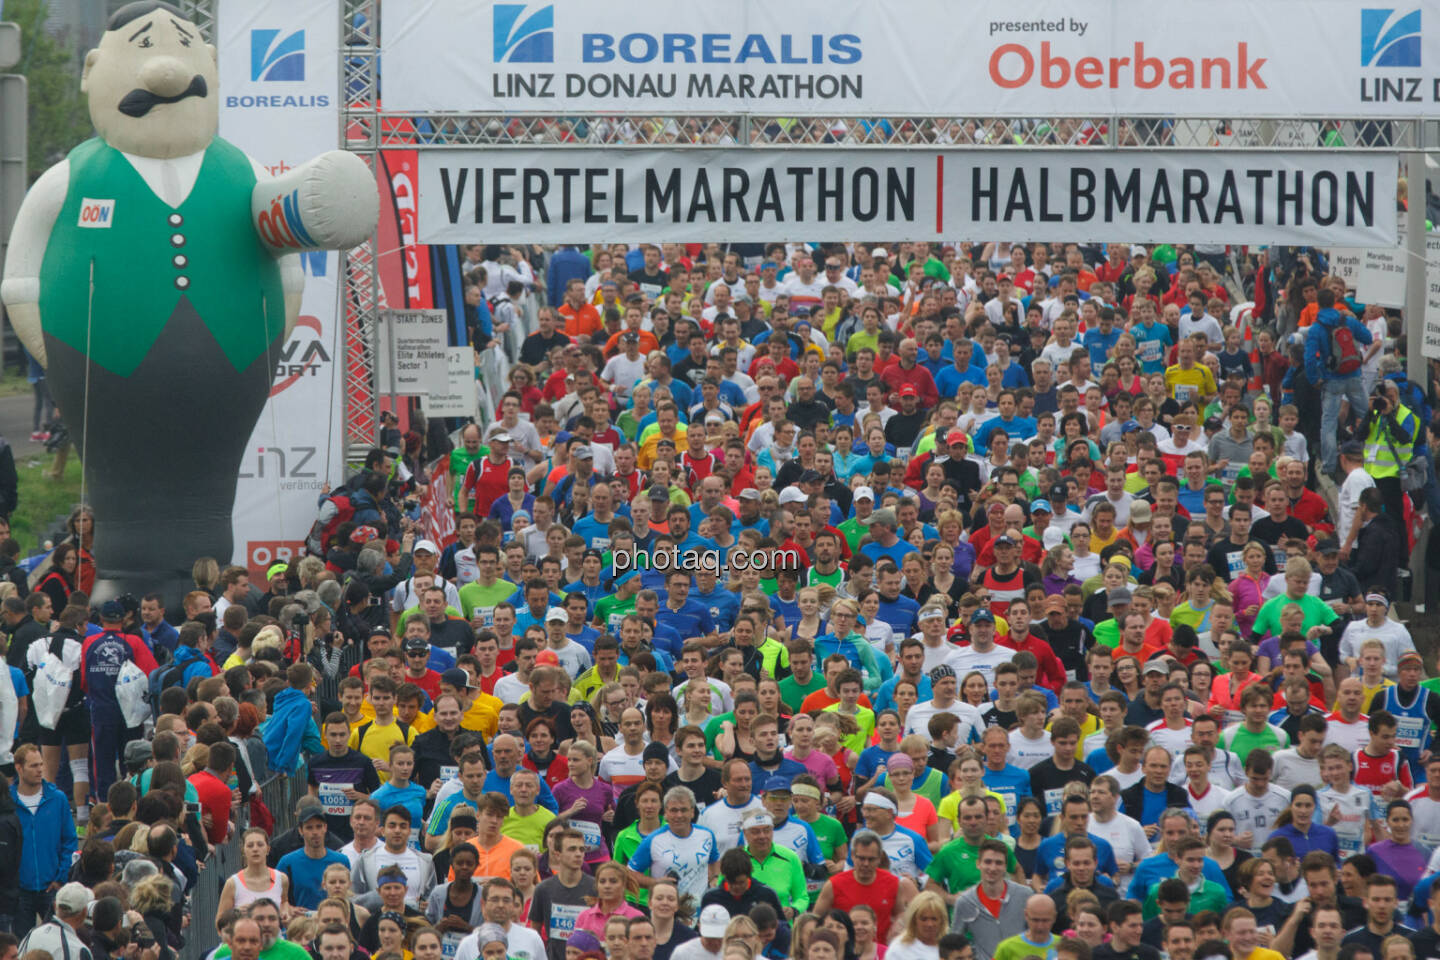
left=117, top=75, right=208, bottom=118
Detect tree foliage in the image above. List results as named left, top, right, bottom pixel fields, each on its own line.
left=6, top=0, right=91, bottom=177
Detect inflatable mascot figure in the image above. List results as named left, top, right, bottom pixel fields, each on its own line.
left=1, top=0, right=379, bottom=598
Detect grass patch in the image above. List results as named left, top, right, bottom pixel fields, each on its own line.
left=13, top=452, right=82, bottom=554
left=0, top=369, right=33, bottom=398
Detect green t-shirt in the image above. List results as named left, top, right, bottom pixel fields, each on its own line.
left=994, top=934, right=1061, bottom=960
left=703, top=712, right=735, bottom=754
left=805, top=567, right=846, bottom=589
left=593, top=593, right=637, bottom=632
left=614, top=820, right=660, bottom=906
left=927, top=835, right=1018, bottom=894
left=846, top=329, right=880, bottom=360
left=502, top=807, right=556, bottom=847
left=779, top=672, right=826, bottom=712
left=801, top=814, right=849, bottom=862
left=397, top=604, right=464, bottom=633
left=822, top=704, right=875, bottom=755
left=214, top=941, right=312, bottom=960
left=1251, top=593, right=1339, bottom=640
left=1220, top=721, right=1290, bottom=764
left=1142, top=878, right=1230, bottom=920
left=459, top=579, right=518, bottom=622
left=837, top=517, right=870, bottom=554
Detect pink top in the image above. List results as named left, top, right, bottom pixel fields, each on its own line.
left=785, top=748, right=839, bottom=787
left=574, top=903, right=644, bottom=939
left=1231, top=571, right=1270, bottom=636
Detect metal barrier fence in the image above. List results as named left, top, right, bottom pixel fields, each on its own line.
left=178, top=769, right=309, bottom=960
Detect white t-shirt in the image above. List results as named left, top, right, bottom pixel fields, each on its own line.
left=1271, top=748, right=1322, bottom=791
left=1338, top=618, right=1416, bottom=678
left=1224, top=784, right=1292, bottom=854
left=697, top=796, right=765, bottom=853
left=1323, top=714, right=1372, bottom=754
left=548, top=640, right=593, bottom=680
left=952, top=646, right=1014, bottom=687
left=904, top=700, right=985, bottom=745
left=455, top=923, right=546, bottom=960
left=1186, top=783, right=1229, bottom=824
left=493, top=673, right=529, bottom=706
left=1145, top=718, right=1193, bottom=757
left=1007, top=730, right=1053, bottom=770
left=1319, top=784, right=1376, bottom=856
left=1179, top=312, right=1225, bottom=347
left=670, top=940, right=725, bottom=960
left=1406, top=787, right=1440, bottom=850
left=1338, top=467, right=1376, bottom=545
left=1087, top=812, right=1152, bottom=874
left=601, top=354, right=648, bottom=397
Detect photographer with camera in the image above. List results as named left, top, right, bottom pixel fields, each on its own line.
left=1360, top=378, right=1421, bottom=526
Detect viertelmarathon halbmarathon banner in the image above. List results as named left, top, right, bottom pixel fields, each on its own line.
left=218, top=0, right=345, bottom=578
left=416, top=149, right=1398, bottom=246
left=384, top=0, right=1440, bottom=116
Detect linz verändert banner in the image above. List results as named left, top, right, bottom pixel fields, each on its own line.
left=218, top=0, right=344, bottom=579
left=383, top=0, right=1440, bottom=116
left=415, top=149, right=1398, bottom=246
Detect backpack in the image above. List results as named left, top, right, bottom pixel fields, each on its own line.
left=1329, top=320, right=1363, bottom=376
left=306, top=490, right=357, bottom=555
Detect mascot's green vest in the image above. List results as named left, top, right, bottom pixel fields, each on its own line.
left=38, top=136, right=286, bottom=377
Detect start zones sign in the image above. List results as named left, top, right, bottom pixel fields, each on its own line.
left=417, top=148, right=1397, bottom=246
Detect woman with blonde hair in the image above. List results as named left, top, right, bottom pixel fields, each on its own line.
left=793, top=587, right=828, bottom=642
left=790, top=914, right=821, bottom=960
left=132, top=872, right=178, bottom=960
left=725, top=915, right=761, bottom=954
left=574, top=861, right=643, bottom=938
left=884, top=891, right=947, bottom=960
left=322, top=863, right=372, bottom=936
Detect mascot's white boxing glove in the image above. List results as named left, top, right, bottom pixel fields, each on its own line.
left=253, top=149, right=379, bottom=254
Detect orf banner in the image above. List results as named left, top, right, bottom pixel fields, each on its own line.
left=218, top=0, right=343, bottom=578
left=383, top=0, right=1440, bottom=117
left=417, top=148, right=1397, bottom=246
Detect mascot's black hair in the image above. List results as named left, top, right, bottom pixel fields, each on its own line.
left=107, top=1, right=185, bottom=31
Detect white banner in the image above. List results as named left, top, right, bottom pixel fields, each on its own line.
left=1328, top=247, right=1365, bottom=286
left=417, top=148, right=1397, bottom=245
left=1358, top=247, right=1408, bottom=305
left=425, top=347, right=479, bottom=417
left=383, top=0, right=1440, bottom=117
left=218, top=0, right=342, bottom=578
left=378, top=309, right=450, bottom=396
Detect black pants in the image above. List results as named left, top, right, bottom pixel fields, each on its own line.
left=1377, top=475, right=1407, bottom=528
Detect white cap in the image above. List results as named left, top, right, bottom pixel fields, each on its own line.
left=699, top=905, right=731, bottom=937
left=55, top=882, right=93, bottom=916
left=413, top=539, right=439, bottom=555
left=871, top=247, right=890, bottom=259
left=778, top=486, right=807, bottom=505
left=545, top=607, right=568, bottom=623
left=1043, top=527, right=1066, bottom=550
left=853, top=486, right=875, bottom=502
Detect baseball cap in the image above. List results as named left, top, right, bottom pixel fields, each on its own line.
left=1340, top=440, right=1365, bottom=458
left=739, top=488, right=761, bottom=501
left=100, top=599, right=125, bottom=620
left=1045, top=595, right=1067, bottom=615
left=1203, top=416, right=1223, bottom=432
left=622, top=331, right=640, bottom=342
left=971, top=608, right=996, bottom=624
left=872, top=247, right=890, bottom=259
left=124, top=739, right=153, bottom=767
left=300, top=806, right=328, bottom=824
left=947, top=429, right=968, bottom=446
left=899, top=384, right=919, bottom=398
left=568, top=932, right=602, bottom=955
left=491, top=431, right=514, bottom=443
left=742, top=812, right=775, bottom=830
left=871, top=507, right=897, bottom=527
left=545, top=607, right=568, bottom=624
left=535, top=649, right=561, bottom=667
left=440, top=668, right=477, bottom=690
left=572, top=445, right=594, bottom=460
left=993, top=534, right=1017, bottom=547
left=699, top=905, right=731, bottom=937
left=1131, top=244, right=1148, bottom=259
left=799, top=468, right=823, bottom=484
left=778, top=486, right=807, bottom=505
left=1143, top=659, right=1170, bottom=675
left=1030, top=499, right=1052, bottom=514
left=403, top=635, right=429, bottom=652
left=1043, top=527, right=1066, bottom=550
left=1049, top=482, right=1069, bottom=502
left=350, top=525, right=379, bottom=544
left=853, top=486, right=875, bottom=502
left=413, top=539, right=439, bottom=555
left=1121, top=420, right=1141, bottom=435
left=648, top=486, right=670, bottom=502
left=762, top=775, right=794, bottom=793
left=55, top=883, right=93, bottom=917
left=1129, top=501, right=1152, bottom=524
left=1108, top=587, right=1133, bottom=607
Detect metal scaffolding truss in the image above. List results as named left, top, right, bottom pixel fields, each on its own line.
left=184, top=0, right=1432, bottom=453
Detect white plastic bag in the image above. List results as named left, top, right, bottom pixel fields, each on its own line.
left=116, top=659, right=149, bottom=728
left=32, top=640, right=73, bottom=729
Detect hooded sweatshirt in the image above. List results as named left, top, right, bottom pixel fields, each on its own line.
left=263, top=685, right=322, bottom=773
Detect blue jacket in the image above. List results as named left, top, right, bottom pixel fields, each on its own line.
left=548, top=247, right=592, bottom=306
left=170, top=643, right=215, bottom=688
left=1126, top=851, right=1233, bottom=900
left=12, top=780, right=76, bottom=890
left=263, top=686, right=321, bottom=773
left=1305, top=307, right=1373, bottom=383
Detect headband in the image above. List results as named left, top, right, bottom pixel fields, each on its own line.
left=791, top=783, right=822, bottom=801
left=1366, top=593, right=1390, bottom=607
left=862, top=793, right=898, bottom=814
